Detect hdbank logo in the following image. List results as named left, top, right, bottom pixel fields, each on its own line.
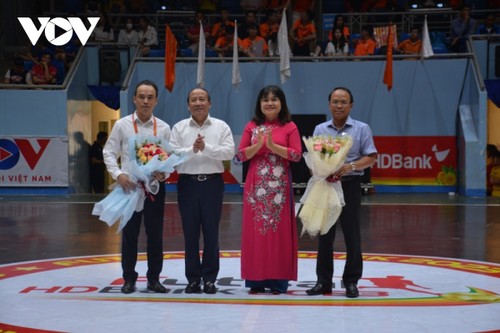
left=18, top=17, right=100, bottom=46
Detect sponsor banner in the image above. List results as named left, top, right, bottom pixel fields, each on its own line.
left=0, top=136, right=68, bottom=187
left=371, top=136, right=457, bottom=186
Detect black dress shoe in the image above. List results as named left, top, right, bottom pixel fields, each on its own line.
left=249, top=287, right=266, bottom=294
left=345, top=283, right=359, bottom=298
left=185, top=281, right=202, bottom=294
left=306, top=283, right=332, bottom=295
left=121, top=280, right=136, bottom=294
left=147, top=280, right=167, bottom=293
left=203, top=281, right=217, bottom=294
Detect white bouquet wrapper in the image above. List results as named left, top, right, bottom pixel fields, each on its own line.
left=298, top=134, right=353, bottom=237
left=92, top=135, right=188, bottom=232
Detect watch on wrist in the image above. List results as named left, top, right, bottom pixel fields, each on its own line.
left=350, top=162, right=356, bottom=171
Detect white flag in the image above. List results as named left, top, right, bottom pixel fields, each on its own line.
left=197, top=21, right=206, bottom=88
left=232, top=20, right=241, bottom=87
left=278, top=9, right=290, bottom=84
left=421, top=15, right=434, bottom=59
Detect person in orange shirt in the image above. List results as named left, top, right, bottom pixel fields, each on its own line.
left=397, top=27, right=422, bottom=56
left=328, top=14, right=350, bottom=42
left=353, top=26, right=376, bottom=56
left=213, top=25, right=242, bottom=57
left=210, top=7, right=235, bottom=46
left=241, top=23, right=269, bottom=57
left=260, top=10, right=280, bottom=41
left=291, top=10, right=317, bottom=56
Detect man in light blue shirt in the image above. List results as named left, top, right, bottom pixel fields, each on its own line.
left=306, top=86, right=377, bottom=298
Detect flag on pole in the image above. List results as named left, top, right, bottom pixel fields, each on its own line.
left=421, top=16, right=434, bottom=59
left=383, top=22, right=394, bottom=91
left=197, top=21, right=206, bottom=88
left=164, top=24, right=177, bottom=92
left=232, top=19, right=241, bottom=88
left=278, top=8, right=290, bottom=84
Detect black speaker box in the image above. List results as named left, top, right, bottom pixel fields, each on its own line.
left=99, top=49, right=121, bottom=84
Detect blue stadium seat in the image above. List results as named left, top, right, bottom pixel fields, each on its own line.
left=148, top=49, right=165, bottom=57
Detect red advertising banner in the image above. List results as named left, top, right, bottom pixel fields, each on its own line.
left=0, top=136, right=68, bottom=187
left=371, top=136, right=457, bottom=186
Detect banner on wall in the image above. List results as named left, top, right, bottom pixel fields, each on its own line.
left=0, top=136, right=68, bottom=187
left=371, top=136, right=457, bottom=186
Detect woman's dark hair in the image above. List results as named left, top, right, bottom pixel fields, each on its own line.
left=331, top=27, right=346, bottom=51
left=252, top=85, right=291, bottom=126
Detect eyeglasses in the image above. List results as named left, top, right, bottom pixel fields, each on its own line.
left=330, top=100, right=350, bottom=106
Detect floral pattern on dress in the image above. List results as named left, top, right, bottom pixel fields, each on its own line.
left=247, top=153, right=288, bottom=235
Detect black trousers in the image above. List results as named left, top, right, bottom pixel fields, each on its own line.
left=121, top=182, right=166, bottom=282
left=177, top=174, right=224, bottom=284
left=315, top=176, right=362, bottom=286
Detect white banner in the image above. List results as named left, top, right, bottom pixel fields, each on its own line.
left=0, top=136, right=68, bottom=187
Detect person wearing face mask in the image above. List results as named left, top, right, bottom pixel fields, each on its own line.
left=118, top=18, right=139, bottom=45
left=169, top=88, right=235, bottom=295
left=236, top=85, right=302, bottom=295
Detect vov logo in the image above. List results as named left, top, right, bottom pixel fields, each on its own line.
left=18, top=17, right=100, bottom=46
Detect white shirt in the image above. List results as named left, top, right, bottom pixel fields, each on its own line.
left=93, top=26, right=114, bottom=42
left=118, top=29, right=139, bottom=45
left=170, top=115, right=235, bottom=174
left=103, top=112, right=171, bottom=180
left=325, top=42, right=349, bottom=56
left=138, top=25, right=158, bottom=46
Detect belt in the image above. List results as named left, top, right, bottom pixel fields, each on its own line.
left=181, top=173, right=222, bottom=182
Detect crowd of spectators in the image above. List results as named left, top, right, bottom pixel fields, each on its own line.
left=3, top=0, right=499, bottom=86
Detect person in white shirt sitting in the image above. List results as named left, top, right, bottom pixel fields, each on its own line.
left=138, top=16, right=158, bottom=56
left=118, top=18, right=139, bottom=46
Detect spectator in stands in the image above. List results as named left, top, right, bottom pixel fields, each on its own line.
left=213, top=25, right=242, bottom=57
left=262, top=0, right=290, bottom=11
left=92, top=11, right=114, bottom=42
left=240, top=0, right=263, bottom=11
left=241, top=23, right=269, bottom=57
left=477, top=13, right=500, bottom=35
left=118, top=18, right=140, bottom=45
left=31, top=51, right=57, bottom=85
left=4, top=57, right=31, bottom=84
left=186, top=11, right=211, bottom=55
left=199, top=0, right=218, bottom=12
left=353, top=26, right=376, bottom=56
left=397, top=26, right=422, bottom=56
left=291, top=0, right=315, bottom=23
left=290, top=10, right=317, bottom=56
left=211, top=7, right=236, bottom=46
left=450, top=4, right=476, bottom=53
left=238, top=10, right=258, bottom=40
left=329, top=14, right=350, bottom=42
left=138, top=16, right=159, bottom=56
left=260, top=9, right=280, bottom=42
left=324, top=27, right=350, bottom=56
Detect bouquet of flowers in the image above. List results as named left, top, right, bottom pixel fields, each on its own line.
left=298, top=133, right=353, bottom=237
left=92, top=135, right=188, bottom=232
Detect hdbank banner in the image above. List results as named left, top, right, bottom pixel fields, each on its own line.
left=371, top=136, right=457, bottom=186
left=0, top=136, right=68, bottom=187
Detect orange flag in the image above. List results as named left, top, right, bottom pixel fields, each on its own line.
left=164, top=25, right=177, bottom=92
left=383, top=23, right=394, bottom=91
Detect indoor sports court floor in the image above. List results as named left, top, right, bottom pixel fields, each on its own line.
left=0, top=192, right=499, bottom=332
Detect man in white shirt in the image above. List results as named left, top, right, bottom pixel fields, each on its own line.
left=138, top=16, right=158, bottom=56
left=103, top=80, right=171, bottom=294
left=170, top=88, right=235, bottom=294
